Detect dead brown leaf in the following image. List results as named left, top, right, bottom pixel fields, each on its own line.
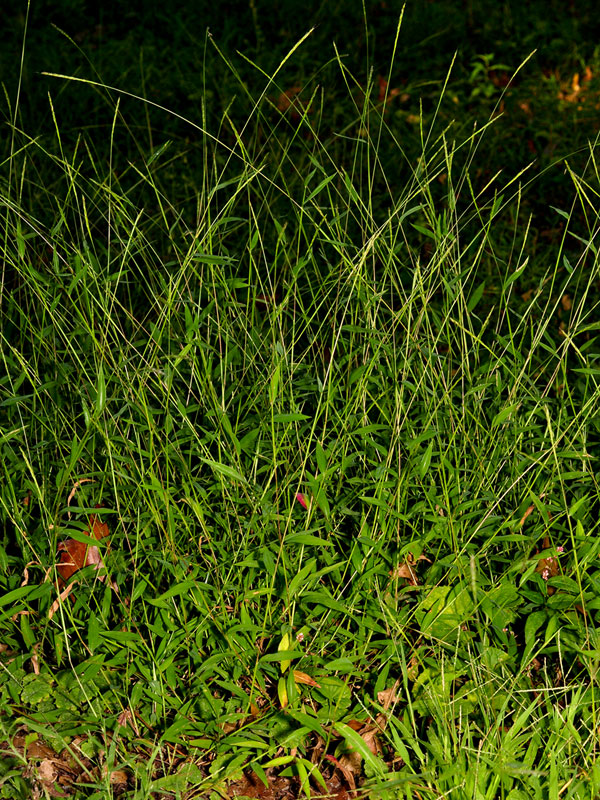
left=558, top=65, right=594, bottom=103
left=48, top=583, right=77, bottom=620
left=12, top=735, right=55, bottom=760
left=377, top=681, right=399, bottom=711
left=376, top=74, right=401, bottom=113
left=389, top=553, right=430, bottom=586
left=34, top=756, right=77, bottom=798
left=21, top=561, right=38, bottom=587
left=117, top=708, right=140, bottom=736
left=67, top=479, right=94, bottom=514
left=54, top=508, right=115, bottom=596
left=276, top=86, right=312, bottom=123
left=519, top=493, right=548, bottom=528
left=336, top=751, right=360, bottom=795
left=107, top=768, right=128, bottom=786
left=335, top=718, right=385, bottom=797
left=293, top=670, right=321, bottom=688
left=37, top=759, right=64, bottom=797
left=519, top=503, right=535, bottom=527
left=358, top=725, right=382, bottom=757
left=521, top=288, right=534, bottom=302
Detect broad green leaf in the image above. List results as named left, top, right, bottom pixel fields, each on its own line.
left=285, top=532, right=332, bottom=547
left=88, top=614, right=101, bottom=652
left=269, top=363, right=281, bottom=405
left=147, top=139, right=172, bottom=165
left=419, top=441, right=434, bottom=478
left=503, top=256, right=529, bottom=289
left=0, top=585, right=38, bottom=607
left=467, top=281, right=486, bottom=311
left=147, top=579, right=198, bottom=605
left=492, top=404, right=520, bottom=428
left=200, top=457, right=247, bottom=484
left=61, top=528, right=106, bottom=547
left=305, top=173, right=336, bottom=203
left=96, top=363, right=106, bottom=414
left=278, top=632, right=292, bottom=674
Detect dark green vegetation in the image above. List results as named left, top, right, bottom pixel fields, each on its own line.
left=2, top=2, right=600, bottom=797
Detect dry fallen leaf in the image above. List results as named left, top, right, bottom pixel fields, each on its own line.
left=108, top=768, right=128, bottom=786
left=66, top=479, right=94, bottom=515
left=50, top=508, right=117, bottom=616
left=389, top=554, right=430, bottom=586
left=519, top=503, right=535, bottom=527
left=389, top=561, right=417, bottom=585
left=377, top=681, right=399, bottom=711
left=293, top=670, right=321, bottom=688
left=521, top=288, right=534, bottom=302
left=335, top=751, right=359, bottom=795
left=12, top=735, right=55, bottom=760
left=48, top=583, right=77, bottom=620
left=376, top=74, right=401, bottom=113
left=519, top=493, right=547, bottom=528
left=558, top=65, right=593, bottom=103
left=37, top=758, right=59, bottom=787
left=36, top=756, right=77, bottom=798
left=117, top=708, right=140, bottom=736
left=276, top=86, right=311, bottom=122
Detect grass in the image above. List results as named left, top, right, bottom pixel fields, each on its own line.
left=2, top=4, right=600, bottom=798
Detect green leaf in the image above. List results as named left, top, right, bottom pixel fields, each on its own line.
left=313, top=677, right=352, bottom=711
left=96, top=363, right=106, bottom=414
left=492, top=404, right=520, bottom=428
left=191, top=253, right=235, bottom=265
left=288, top=558, right=317, bottom=597
left=21, top=674, right=54, bottom=705
left=419, top=441, right=434, bottom=478
left=200, top=457, right=247, bottom=484
left=503, top=256, right=529, bottom=290
left=285, top=532, right=332, bottom=547
left=324, top=657, right=356, bottom=673
left=284, top=709, right=326, bottom=736
left=550, top=205, right=570, bottom=221
left=467, top=281, right=485, bottom=311
left=269, top=363, right=281, bottom=405
left=147, top=139, right=172, bottom=165
left=417, top=584, right=475, bottom=641
left=88, top=614, right=101, bottom=653
left=61, top=528, right=106, bottom=547
left=259, top=651, right=302, bottom=664
left=307, top=475, right=330, bottom=518
left=316, top=442, right=328, bottom=474
left=278, top=632, right=292, bottom=674
left=305, top=173, right=336, bottom=203
left=0, top=585, right=37, bottom=608
left=524, top=610, right=547, bottom=649
left=412, top=223, right=436, bottom=239
left=147, top=580, right=199, bottom=606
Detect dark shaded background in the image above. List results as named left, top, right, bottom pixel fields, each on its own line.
left=5, top=0, right=600, bottom=130
left=3, top=0, right=600, bottom=268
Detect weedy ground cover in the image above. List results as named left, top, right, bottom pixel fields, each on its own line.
left=2, top=3, right=600, bottom=798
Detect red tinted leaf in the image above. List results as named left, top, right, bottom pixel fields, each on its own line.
left=296, top=493, right=309, bottom=510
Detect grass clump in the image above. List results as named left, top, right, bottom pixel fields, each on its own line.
left=2, top=9, right=600, bottom=799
